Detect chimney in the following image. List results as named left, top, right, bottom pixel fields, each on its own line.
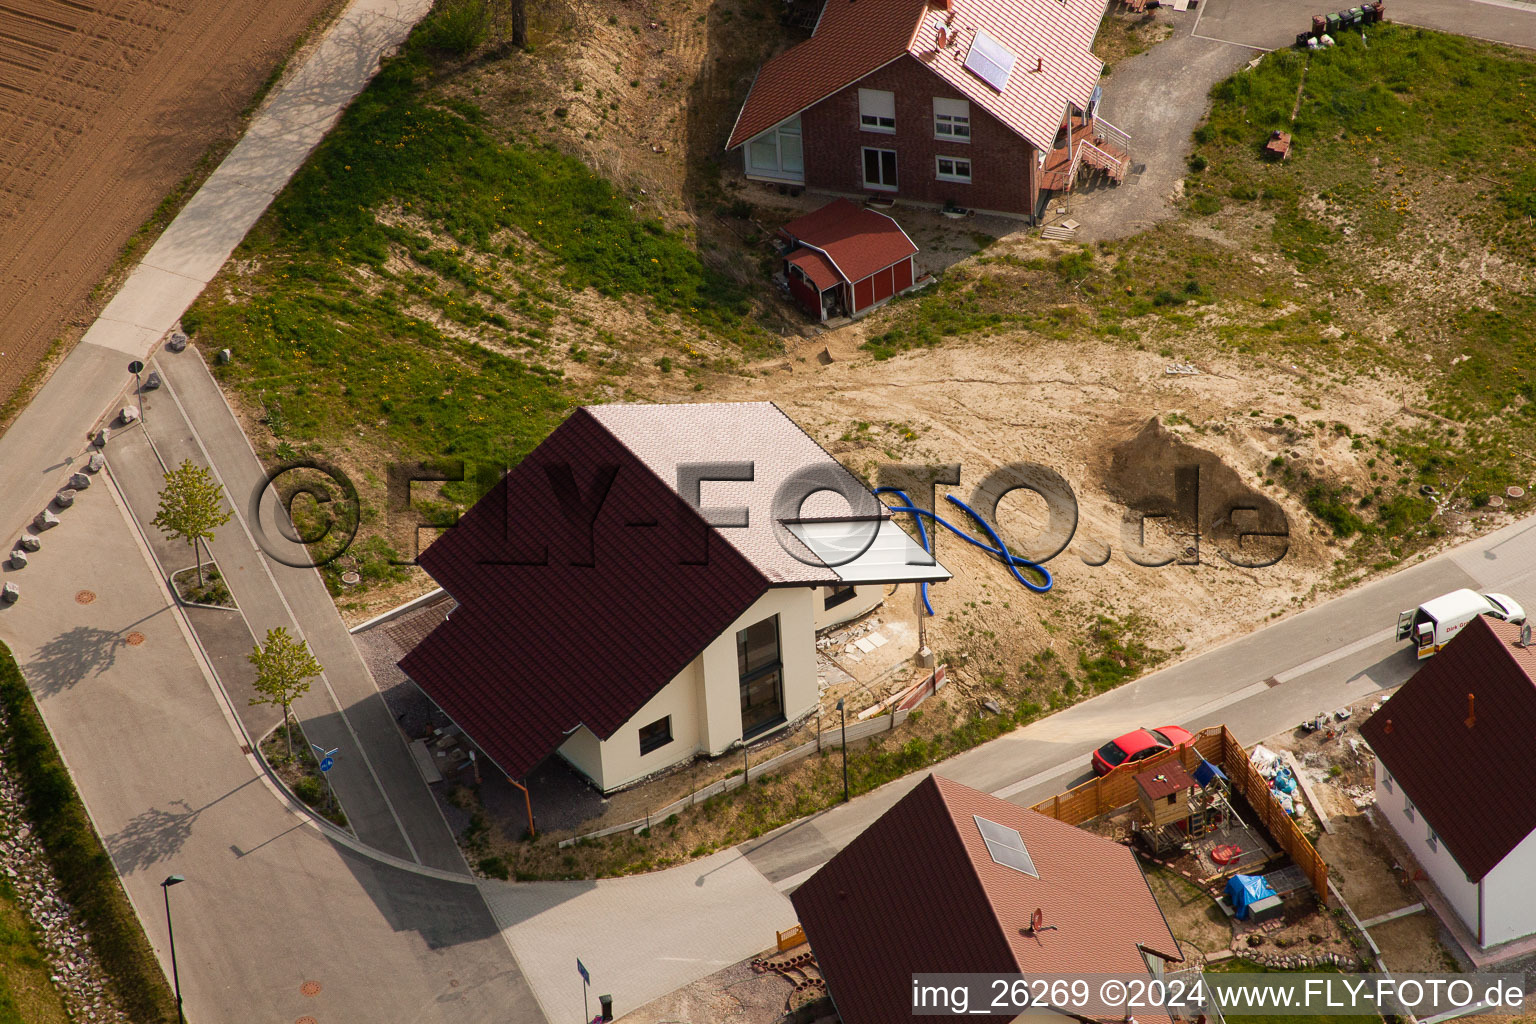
left=1035, top=57, right=1044, bottom=73
left=1466, top=692, right=1476, bottom=729
left=1383, top=718, right=1393, bottom=735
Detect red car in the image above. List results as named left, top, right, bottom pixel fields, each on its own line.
left=1091, top=726, right=1194, bottom=776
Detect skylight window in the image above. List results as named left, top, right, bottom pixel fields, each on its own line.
left=964, top=30, right=1016, bottom=92
left=974, top=815, right=1038, bottom=877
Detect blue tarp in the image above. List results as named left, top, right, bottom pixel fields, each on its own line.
left=1225, top=874, right=1277, bottom=919
left=1193, top=759, right=1228, bottom=788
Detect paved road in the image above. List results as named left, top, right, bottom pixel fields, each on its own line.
left=740, top=515, right=1536, bottom=889
left=0, top=463, right=542, bottom=1024
left=478, top=850, right=799, bottom=1024
left=105, top=367, right=467, bottom=872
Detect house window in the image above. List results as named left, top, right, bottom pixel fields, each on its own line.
left=1382, top=770, right=1394, bottom=794
left=738, top=615, right=785, bottom=738
left=863, top=148, right=898, bottom=190
left=823, top=584, right=856, bottom=610
left=1404, top=795, right=1415, bottom=823
left=859, top=89, right=896, bottom=133
left=1426, top=826, right=1439, bottom=854
left=936, top=155, right=972, bottom=182
left=639, top=716, right=673, bottom=755
left=745, top=117, right=804, bottom=181
left=933, top=97, right=971, bottom=140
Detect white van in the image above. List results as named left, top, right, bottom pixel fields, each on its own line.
left=1395, top=589, right=1526, bottom=659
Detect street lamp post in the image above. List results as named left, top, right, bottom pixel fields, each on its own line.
left=161, top=875, right=185, bottom=1024
left=836, top=698, right=848, bottom=802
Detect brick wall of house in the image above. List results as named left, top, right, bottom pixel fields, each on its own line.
left=799, top=55, right=1041, bottom=216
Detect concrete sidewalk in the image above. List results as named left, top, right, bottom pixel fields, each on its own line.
left=478, top=850, right=798, bottom=1024
left=101, top=351, right=466, bottom=873
left=0, top=455, right=541, bottom=1024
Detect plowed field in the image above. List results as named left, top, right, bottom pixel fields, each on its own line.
left=0, top=0, right=333, bottom=405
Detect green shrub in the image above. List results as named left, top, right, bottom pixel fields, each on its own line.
left=477, top=856, right=510, bottom=880
left=1305, top=483, right=1369, bottom=538
left=422, top=0, right=488, bottom=54
left=293, top=776, right=325, bottom=806
left=0, top=644, right=178, bottom=1023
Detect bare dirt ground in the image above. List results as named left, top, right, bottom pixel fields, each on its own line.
left=702, top=333, right=1374, bottom=667
left=622, top=952, right=832, bottom=1024
left=1261, top=705, right=1464, bottom=975
left=0, top=0, right=336, bottom=410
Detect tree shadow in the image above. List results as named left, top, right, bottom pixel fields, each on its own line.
left=106, top=778, right=259, bottom=873
left=106, top=801, right=198, bottom=874
left=27, top=625, right=130, bottom=697
left=25, top=608, right=172, bottom=697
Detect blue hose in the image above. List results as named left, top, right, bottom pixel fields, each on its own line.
left=873, top=487, right=1053, bottom=614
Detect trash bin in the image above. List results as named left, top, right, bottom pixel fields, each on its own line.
left=1296, top=30, right=1313, bottom=46
left=1345, top=7, right=1363, bottom=25
left=1325, top=11, right=1342, bottom=32
left=1312, top=13, right=1327, bottom=34
left=599, top=994, right=614, bottom=1022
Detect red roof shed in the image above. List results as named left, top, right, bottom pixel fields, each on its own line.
left=779, top=200, right=919, bottom=321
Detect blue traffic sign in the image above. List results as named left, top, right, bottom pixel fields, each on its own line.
left=319, top=756, right=334, bottom=772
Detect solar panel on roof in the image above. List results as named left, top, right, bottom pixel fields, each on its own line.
left=964, top=30, right=1016, bottom=92
left=974, top=815, right=1039, bottom=877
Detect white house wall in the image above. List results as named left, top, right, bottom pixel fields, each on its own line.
left=1374, top=760, right=1480, bottom=938
left=814, top=584, right=884, bottom=631
left=1479, top=828, right=1536, bottom=946
left=698, top=587, right=819, bottom=755
left=560, top=588, right=820, bottom=793
left=590, top=658, right=707, bottom=792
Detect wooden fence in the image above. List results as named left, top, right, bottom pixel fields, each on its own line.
left=1030, top=725, right=1328, bottom=896
left=557, top=666, right=948, bottom=848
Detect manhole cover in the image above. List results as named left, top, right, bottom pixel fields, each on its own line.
left=296, top=1018, right=318, bottom=1024
left=1509, top=486, right=1527, bottom=500
left=340, top=571, right=361, bottom=586
left=75, top=590, right=96, bottom=605
left=301, top=981, right=322, bottom=997
left=125, top=632, right=146, bottom=646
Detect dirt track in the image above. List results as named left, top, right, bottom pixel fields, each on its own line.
left=0, top=0, right=334, bottom=405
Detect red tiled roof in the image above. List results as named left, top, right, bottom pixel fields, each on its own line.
left=1360, top=616, right=1536, bottom=882
left=780, top=199, right=918, bottom=284
left=400, top=402, right=919, bottom=779
left=728, top=0, right=1103, bottom=152
left=915, top=0, right=1104, bottom=151
left=792, top=775, right=1182, bottom=1024
left=727, top=0, right=928, bottom=149
left=787, top=247, right=842, bottom=291
left=400, top=408, right=771, bottom=778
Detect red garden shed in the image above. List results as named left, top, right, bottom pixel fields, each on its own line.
left=779, top=199, right=920, bottom=321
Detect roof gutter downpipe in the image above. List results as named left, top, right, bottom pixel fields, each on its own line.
left=508, top=777, right=536, bottom=838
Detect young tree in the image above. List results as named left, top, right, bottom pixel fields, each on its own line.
left=152, top=460, right=233, bottom=587
left=248, top=627, right=323, bottom=759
